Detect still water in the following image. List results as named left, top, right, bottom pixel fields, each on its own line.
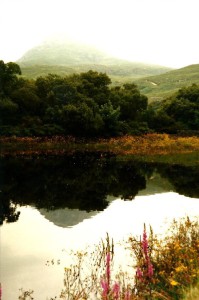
left=1, top=153, right=199, bottom=300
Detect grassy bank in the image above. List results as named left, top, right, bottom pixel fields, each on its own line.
left=1, top=134, right=199, bottom=158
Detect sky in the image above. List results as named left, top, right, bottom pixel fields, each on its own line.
left=0, top=0, right=199, bottom=68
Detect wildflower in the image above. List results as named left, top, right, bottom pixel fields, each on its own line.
left=101, top=279, right=109, bottom=298
left=112, top=282, right=120, bottom=299
left=124, top=290, right=131, bottom=300
left=175, top=265, right=187, bottom=273
left=142, top=226, right=149, bottom=260
left=136, top=267, right=143, bottom=281
left=101, top=252, right=112, bottom=298
left=148, top=262, right=154, bottom=278
left=169, top=279, right=179, bottom=286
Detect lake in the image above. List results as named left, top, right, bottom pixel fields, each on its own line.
left=1, top=152, right=199, bottom=300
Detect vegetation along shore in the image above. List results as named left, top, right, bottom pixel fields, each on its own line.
left=1, top=134, right=199, bottom=159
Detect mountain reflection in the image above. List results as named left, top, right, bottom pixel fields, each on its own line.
left=0, top=152, right=199, bottom=225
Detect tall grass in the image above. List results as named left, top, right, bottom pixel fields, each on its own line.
left=1, top=134, right=199, bottom=157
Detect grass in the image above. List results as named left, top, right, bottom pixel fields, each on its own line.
left=183, top=282, right=199, bottom=300
left=20, top=61, right=171, bottom=81
left=134, top=64, right=199, bottom=102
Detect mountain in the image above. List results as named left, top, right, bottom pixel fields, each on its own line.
left=17, top=38, right=171, bottom=81
left=134, top=64, right=199, bottom=102
left=39, top=207, right=98, bottom=228
left=38, top=172, right=173, bottom=229
left=18, top=39, right=116, bottom=66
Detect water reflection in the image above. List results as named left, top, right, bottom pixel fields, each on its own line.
left=2, top=193, right=199, bottom=300
left=1, top=152, right=199, bottom=300
left=0, top=152, right=199, bottom=226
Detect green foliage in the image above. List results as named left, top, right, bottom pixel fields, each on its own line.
left=1, top=59, right=199, bottom=137
left=0, top=60, right=150, bottom=137
left=99, top=101, right=120, bottom=136
left=11, top=87, right=42, bottom=116
left=176, top=83, right=199, bottom=104
left=110, top=84, right=148, bottom=122
left=145, top=84, right=199, bottom=133
left=0, top=97, right=19, bottom=125
left=0, top=60, right=21, bottom=96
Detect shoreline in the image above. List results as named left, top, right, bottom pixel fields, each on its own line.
left=1, top=134, right=199, bottom=158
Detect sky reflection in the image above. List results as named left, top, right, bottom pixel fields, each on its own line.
left=1, top=192, right=199, bottom=300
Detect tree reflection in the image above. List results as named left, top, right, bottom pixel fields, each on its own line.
left=0, top=153, right=199, bottom=225
left=0, top=153, right=147, bottom=224
left=157, top=165, right=199, bottom=198
left=0, top=200, right=20, bottom=225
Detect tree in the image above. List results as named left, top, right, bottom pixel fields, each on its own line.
left=11, top=87, right=42, bottom=116
left=0, top=60, right=21, bottom=96
left=176, top=84, right=199, bottom=104
left=145, top=84, right=199, bottom=133
left=110, top=83, right=148, bottom=121
left=162, top=84, right=199, bottom=131
left=99, top=101, right=120, bottom=136
left=61, top=102, right=103, bottom=136
left=0, top=97, right=19, bottom=125
left=78, top=70, right=111, bottom=105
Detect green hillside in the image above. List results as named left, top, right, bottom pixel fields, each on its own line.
left=20, top=63, right=171, bottom=82
left=16, top=39, right=199, bottom=101
left=134, top=64, right=199, bottom=102
left=18, top=39, right=171, bottom=81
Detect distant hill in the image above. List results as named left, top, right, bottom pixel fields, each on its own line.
left=18, top=39, right=116, bottom=66
left=134, top=64, right=199, bottom=102
left=17, top=39, right=199, bottom=101
left=17, top=39, right=171, bottom=81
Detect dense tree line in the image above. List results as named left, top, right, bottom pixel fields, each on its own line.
left=0, top=60, right=199, bottom=137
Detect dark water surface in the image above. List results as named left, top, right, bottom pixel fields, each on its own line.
left=1, top=153, right=199, bottom=299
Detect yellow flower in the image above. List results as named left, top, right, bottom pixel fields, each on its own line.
left=175, top=265, right=187, bottom=273
left=174, top=242, right=181, bottom=250
left=159, top=271, right=165, bottom=275
left=169, top=279, right=179, bottom=286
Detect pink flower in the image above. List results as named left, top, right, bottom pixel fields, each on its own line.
left=101, top=279, right=109, bottom=298
left=142, top=228, right=149, bottom=259
left=124, top=290, right=131, bottom=300
left=101, top=252, right=112, bottom=299
left=148, top=262, right=154, bottom=278
left=112, top=282, right=120, bottom=299
left=136, top=267, right=143, bottom=281
left=0, top=283, right=2, bottom=300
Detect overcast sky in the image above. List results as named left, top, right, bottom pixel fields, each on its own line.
left=0, top=0, right=199, bottom=68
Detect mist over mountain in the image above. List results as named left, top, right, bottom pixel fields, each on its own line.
left=18, top=38, right=115, bottom=66
left=17, top=38, right=171, bottom=79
